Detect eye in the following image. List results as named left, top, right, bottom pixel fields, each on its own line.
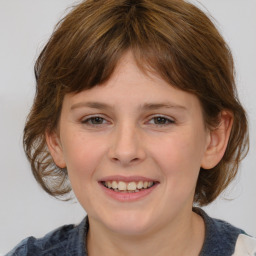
left=148, top=116, right=175, bottom=126
left=81, top=116, right=109, bottom=126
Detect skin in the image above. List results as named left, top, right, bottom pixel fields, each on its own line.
left=47, top=52, right=233, bottom=256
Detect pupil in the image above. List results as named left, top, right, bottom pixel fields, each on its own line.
left=155, top=117, right=166, bottom=124
left=92, top=117, right=103, bottom=124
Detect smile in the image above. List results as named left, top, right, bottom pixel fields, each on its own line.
left=102, top=181, right=156, bottom=193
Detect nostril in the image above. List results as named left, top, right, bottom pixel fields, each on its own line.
left=111, top=157, right=140, bottom=165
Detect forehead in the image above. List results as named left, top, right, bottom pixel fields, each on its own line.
left=62, top=52, right=204, bottom=117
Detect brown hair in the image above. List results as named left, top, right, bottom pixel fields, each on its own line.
left=23, top=0, right=249, bottom=205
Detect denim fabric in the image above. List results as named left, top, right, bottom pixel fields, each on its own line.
left=5, top=217, right=88, bottom=256
left=6, top=209, right=248, bottom=256
left=195, top=208, right=246, bottom=256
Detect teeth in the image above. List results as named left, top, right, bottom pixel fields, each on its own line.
left=118, top=181, right=127, bottom=191
left=148, top=181, right=153, bottom=187
left=137, top=181, right=143, bottom=189
left=112, top=181, right=118, bottom=189
left=143, top=181, right=148, bottom=188
left=127, top=182, right=137, bottom=191
left=107, top=181, right=112, bottom=188
left=103, top=180, right=155, bottom=192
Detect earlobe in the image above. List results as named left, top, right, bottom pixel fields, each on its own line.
left=45, top=131, right=66, bottom=168
left=201, top=111, right=233, bottom=169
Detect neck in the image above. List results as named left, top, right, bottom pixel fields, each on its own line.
left=87, top=211, right=205, bottom=256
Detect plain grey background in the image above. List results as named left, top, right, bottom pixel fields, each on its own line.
left=0, top=0, right=255, bottom=254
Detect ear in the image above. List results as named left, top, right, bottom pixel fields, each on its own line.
left=45, top=131, right=66, bottom=168
left=201, top=110, right=233, bottom=169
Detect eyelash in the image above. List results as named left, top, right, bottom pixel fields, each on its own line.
left=148, top=116, right=175, bottom=126
left=81, top=115, right=175, bottom=127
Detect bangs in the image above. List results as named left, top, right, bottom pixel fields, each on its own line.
left=36, top=0, right=222, bottom=97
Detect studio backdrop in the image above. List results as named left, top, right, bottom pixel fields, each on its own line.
left=0, top=0, right=255, bottom=254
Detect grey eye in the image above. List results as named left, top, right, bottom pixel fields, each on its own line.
left=154, top=117, right=169, bottom=124
left=89, top=117, right=104, bottom=124
left=82, top=116, right=106, bottom=125
left=150, top=116, right=174, bottom=125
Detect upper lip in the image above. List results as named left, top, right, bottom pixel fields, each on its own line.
left=99, top=175, right=158, bottom=183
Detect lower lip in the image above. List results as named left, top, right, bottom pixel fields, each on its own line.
left=99, top=183, right=158, bottom=202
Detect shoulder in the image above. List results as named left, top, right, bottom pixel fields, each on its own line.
left=5, top=217, right=88, bottom=256
left=5, top=225, right=76, bottom=256
left=194, top=208, right=256, bottom=256
left=232, top=234, right=256, bottom=256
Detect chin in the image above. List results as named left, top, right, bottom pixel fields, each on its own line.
left=98, top=209, right=157, bottom=236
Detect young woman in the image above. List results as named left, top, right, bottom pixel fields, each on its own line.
left=6, top=0, right=256, bottom=255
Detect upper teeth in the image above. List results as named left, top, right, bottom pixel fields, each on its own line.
left=104, top=181, right=154, bottom=191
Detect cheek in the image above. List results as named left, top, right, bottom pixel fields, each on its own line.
left=61, top=133, right=108, bottom=209
left=61, top=132, right=106, bottom=182
left=151, top=132, right=204, bottom=184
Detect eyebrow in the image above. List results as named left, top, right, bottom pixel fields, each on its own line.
left=70, top=101, right=187, bottom=111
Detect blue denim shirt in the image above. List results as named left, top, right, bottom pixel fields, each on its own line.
left=6, top=217, right=89, bottom=256
left=6, top=208, right=251, bottom=256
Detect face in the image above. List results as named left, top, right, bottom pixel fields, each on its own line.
left=49, top=52, right=212, bottom=236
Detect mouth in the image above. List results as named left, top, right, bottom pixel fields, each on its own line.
left=100, top=180, right=158, bottom=193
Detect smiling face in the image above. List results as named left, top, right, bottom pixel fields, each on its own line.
left=47, top=52, right=213, bottom=236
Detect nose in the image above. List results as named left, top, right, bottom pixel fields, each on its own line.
left=108, top=122, right=146, bottom=166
